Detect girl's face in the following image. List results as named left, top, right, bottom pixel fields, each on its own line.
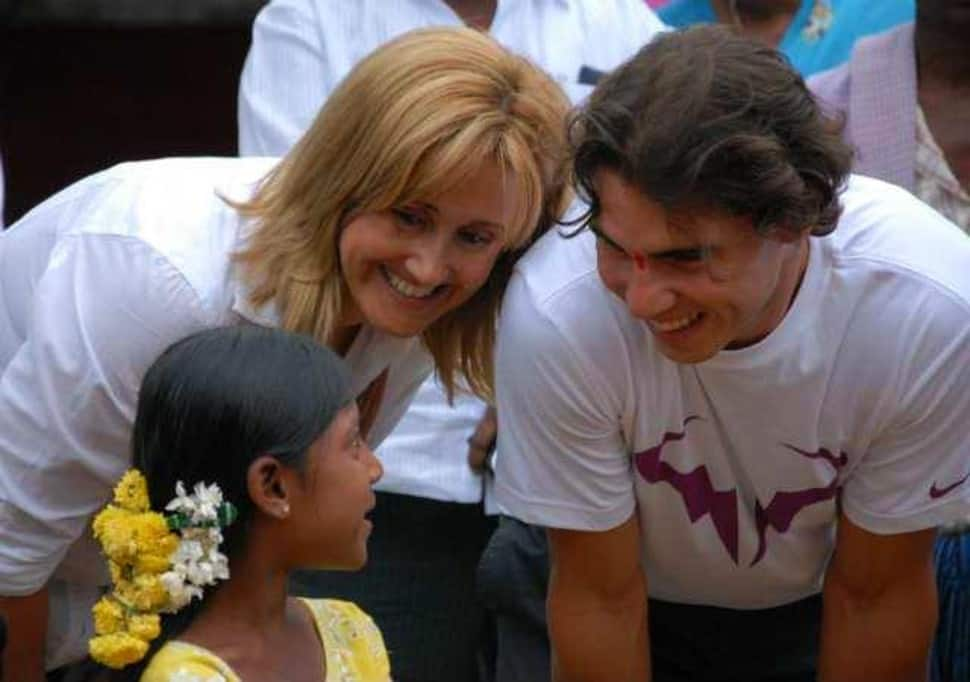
left=337, top=160, right=518, bottom=336
left=290, top=403, right=382, bottom=570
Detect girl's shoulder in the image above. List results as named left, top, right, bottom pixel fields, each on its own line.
left=301, top=598, right=391, bottom=681
left=139, top=640, right=238, bottom=682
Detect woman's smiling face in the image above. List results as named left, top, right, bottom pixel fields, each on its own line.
left=338, top=160, right=516, bottom=337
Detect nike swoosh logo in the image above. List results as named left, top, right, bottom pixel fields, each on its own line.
left=930, top=472, right=970, bottom=499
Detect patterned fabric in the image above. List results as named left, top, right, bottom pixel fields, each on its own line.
left=659, top=0, right=914, bottom=76
left=139, top=599, right=390, bottom=681
left=808, top=23, right=918, bottom=190
left=915, top=107, right=970, bottom=234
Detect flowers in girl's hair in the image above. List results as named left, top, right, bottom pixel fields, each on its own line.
left=159, top=481, right=235, bottom=611
left=89, top=469, right=237, bottom=669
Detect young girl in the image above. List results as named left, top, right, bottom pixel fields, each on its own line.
left=90, top=325, right=388, bottom=681
left=0, top=27, right=572, bottom=678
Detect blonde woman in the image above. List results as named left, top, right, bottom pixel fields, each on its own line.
left=0, top=27, right=571, bottom=682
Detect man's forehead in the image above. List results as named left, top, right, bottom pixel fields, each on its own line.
left=595, top=173, right=746, bottom=249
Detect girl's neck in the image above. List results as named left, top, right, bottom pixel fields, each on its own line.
left=182, top=552, right=292, bottom=647
left=178, top=550, right=325, bottom=682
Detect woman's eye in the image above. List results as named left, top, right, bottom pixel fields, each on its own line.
left=458, top=230, right=493, bottom=247
left=392, top=208, right=425, bottom=229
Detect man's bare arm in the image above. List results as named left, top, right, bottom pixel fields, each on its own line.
left=548, top=513, right=649, bottom=682
left=818, top=512, right=937, bottom=682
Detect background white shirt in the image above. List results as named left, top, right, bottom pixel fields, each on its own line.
left=0, top=157, right=431, bottom=667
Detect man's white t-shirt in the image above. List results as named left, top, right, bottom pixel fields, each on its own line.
left=0, top=157, right=431, bottom=667
left=237, top=0, right=668, bottom=504
left=496, top=175, right=970, bottom=609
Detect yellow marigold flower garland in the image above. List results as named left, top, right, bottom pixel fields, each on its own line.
left=89, top=469, right=237, bottom=669
left=89, top=470, right=178, bottom=669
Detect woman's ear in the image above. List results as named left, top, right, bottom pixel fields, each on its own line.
left=247, top=455, right=292, bottom=520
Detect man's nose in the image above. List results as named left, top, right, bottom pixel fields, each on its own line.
left=624, top=263, right=676, bottom=320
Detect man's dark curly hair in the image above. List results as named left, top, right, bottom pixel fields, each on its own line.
left=570, top=25, right=852, bottom=237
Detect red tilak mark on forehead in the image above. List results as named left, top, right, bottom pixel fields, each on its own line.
left=633, top=252, right=646, bottom=270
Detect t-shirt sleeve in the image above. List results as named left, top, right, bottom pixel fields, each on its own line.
left=841, top=288, right=970, bottom=534
left=0, top=234, right=209, bottom=595
left=237, top=0, right=334, bottom=156
left=494, top=273, right=634, bottom=531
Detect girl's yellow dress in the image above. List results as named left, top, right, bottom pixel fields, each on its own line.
left=140, top=599, right=390, bottom=682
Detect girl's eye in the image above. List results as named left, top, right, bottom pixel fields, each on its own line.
left=351, top=433, right=365, bottom=456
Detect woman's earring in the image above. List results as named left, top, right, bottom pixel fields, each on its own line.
left=280, top=503, right=290, bottom=517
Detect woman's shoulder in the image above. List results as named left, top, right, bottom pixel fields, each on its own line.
left=140, top=640, right=239, bottom=682
left=302, top=598, right=391, bottom=681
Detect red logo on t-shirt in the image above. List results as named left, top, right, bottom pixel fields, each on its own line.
left=930, top=472, right=970, bottom=500
left=634, top=423, right=850, bottom=566
left=634, top=416, right=740, bottom=564
left=751, top=445, right=847, bottom=566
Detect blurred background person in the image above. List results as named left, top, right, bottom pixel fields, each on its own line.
left=809, top=0, right=969, bottom=233
left=810, top=3, right=970, bottom=679
left=659, top=0, right=913, bottom=76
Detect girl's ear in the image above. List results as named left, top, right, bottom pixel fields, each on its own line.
left=247, top=455, right=292, bottom=520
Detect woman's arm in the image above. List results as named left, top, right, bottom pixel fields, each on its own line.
left=0, top=589, right=47, bottom=682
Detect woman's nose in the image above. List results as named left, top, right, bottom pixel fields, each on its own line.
left=404, top=237, right=451, bottom=285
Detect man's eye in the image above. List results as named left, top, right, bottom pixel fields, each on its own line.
left=589, top=222, right=625, bottom=254
left=596, top=234, right=625, bottom=253
left=664, top=249, right=706, bottom=263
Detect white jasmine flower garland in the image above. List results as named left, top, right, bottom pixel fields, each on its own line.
left=159, top=481, right=236, bottom=612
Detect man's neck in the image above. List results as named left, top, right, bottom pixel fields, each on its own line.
left=711, top=0, right=801, bottom=48
left=443, top=0, right=497, bottom=31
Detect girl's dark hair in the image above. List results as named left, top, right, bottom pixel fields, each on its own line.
left=109, top=325, right=352, bottom=681
left=570, top=24, right=852, bottom=237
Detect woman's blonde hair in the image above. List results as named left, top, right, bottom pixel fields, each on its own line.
left=233, top=27, right=572, bottom=400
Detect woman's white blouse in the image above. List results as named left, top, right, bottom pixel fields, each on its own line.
left=0, top=156, right=431, bottom=668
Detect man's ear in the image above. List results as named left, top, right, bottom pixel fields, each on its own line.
left=247, top=455, right=292, bottom=520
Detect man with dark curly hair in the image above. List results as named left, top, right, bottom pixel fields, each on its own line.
left=493, top=25, right=970, bottom=682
